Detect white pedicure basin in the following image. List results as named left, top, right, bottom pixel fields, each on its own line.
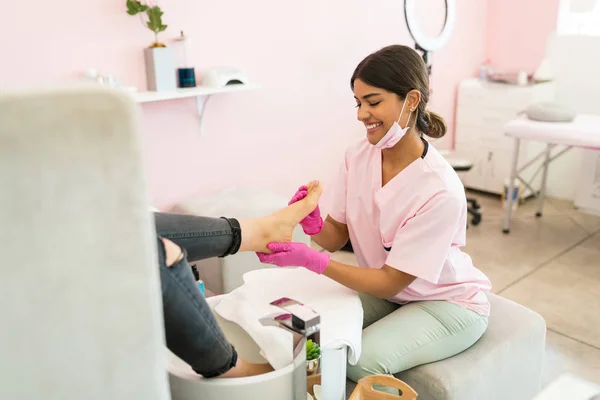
left=166, top=268, right=358, bottom=400
left=166, top=295, right=307, bottom=400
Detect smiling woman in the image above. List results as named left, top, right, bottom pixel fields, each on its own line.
left=351, top=44, right=447, bottom=147
left=257, top=45, right=491, bottom=392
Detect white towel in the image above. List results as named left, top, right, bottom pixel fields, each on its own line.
left=210, top=283, right=295, bottom=370
left=214, top=267, right=363, bottom=370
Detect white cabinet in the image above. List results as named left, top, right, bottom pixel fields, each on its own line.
left=455, top=78, right=555, bottom=196
left=575, top=150, right=600, bottom=215
left=451, top=145, right=487, bottom=190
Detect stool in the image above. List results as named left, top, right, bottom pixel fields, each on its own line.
left=346, top=293, right=547, bottom=400
left=443, top=154, right=482, bottom=226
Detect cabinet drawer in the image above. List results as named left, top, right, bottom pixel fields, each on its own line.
left=455, top=123, right=514, bottom=151
left=457, top=84, right=485, bottom=106
left=457, top=109, right=517, bottom=130
left=481, top=131, right=519, bottom=152
left=456, top=103, right=483, bottom=126
left=458, top=82, right=554, bottom=114
left=484, top=89, right=532, bottom=111
left=482, top=109, right=518, bottom=125
left=455, top=123, right=486, bottom=147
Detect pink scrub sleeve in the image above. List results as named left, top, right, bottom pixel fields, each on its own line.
left=385, top=191, right=462, bottom=283
left=327, top=156, right=349, bottom=224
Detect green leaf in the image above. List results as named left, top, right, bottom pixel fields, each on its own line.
left=126, top=0, right=147, bottom=15
left=146, top=6, right=165, bottom=33
left=306, top=339, right=321, bottom=360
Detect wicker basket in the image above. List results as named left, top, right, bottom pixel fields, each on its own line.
left=349, top=375, right=417, bottom=400
left=306, top=374, right=417, bottom=400
left=306, top=374, right=321, bottom=398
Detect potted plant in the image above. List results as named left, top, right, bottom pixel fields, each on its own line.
left=126, top=0, right=176, bottom=91
left=306, top=339, right=321, bottom=375
left=126, top=0, right=168, bottom=48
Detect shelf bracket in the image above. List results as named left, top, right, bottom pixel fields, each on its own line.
left=195, top=95, right=211, bottom=137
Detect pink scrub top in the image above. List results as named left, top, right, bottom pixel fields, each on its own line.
left=328, top=139, right=492, bottom=316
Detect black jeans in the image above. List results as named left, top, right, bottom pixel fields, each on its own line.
left=154, top=212, right=240, bottom=378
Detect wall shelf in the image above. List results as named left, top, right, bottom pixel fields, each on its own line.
left=133, top=83, right=259, bottom=136
left=133, top=83, right=259, bottom=103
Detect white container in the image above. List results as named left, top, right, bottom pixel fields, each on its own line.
left=143, top=47, right=177, bottom=92
left=166, top=295, right=305, bottom=400
left=574, top=150, right=600, bottom=215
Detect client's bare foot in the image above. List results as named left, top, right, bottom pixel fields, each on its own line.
left=217, top=359, right=274, bottom=378
left=239, top=180, right=323, bottom=253
left=265, top=180, right=323, bottom=242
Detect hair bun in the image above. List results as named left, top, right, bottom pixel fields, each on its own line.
left=423, top=110, right=447, bottom=139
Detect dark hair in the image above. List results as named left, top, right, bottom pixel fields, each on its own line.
left=350, top=45, right=447, bottom=139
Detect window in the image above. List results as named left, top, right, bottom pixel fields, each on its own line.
left=557, top=0, right=600, bottom=35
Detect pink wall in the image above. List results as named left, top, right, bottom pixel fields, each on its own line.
left=486, top=0, right=559, bottom=73
left=1, top=0, right=488, bottom=209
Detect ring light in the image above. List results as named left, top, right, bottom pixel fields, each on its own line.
left=404, top=0, right=456, bottom=75
left=404, top=0, right=456, bottom=51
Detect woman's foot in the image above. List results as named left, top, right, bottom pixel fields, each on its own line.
left=216, top=359, right=274, bottom=378
left=239, top=180, right=323, bottom=253
left=266, top=180, right=322, bottom=243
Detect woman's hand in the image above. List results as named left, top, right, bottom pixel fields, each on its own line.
left=289, top=185, right=323, bottom=235
left=256, top=242, right=330, bottom=275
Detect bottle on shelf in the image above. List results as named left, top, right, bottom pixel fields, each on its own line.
left=479, top=58, right=491, bottom=81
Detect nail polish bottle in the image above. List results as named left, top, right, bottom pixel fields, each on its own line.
left=191, top=264, right=205, bottom=295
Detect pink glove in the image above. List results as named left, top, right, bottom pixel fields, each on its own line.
left=289, top=185, right=323, bottom=235
left=257, top=242, right=331, bottom=274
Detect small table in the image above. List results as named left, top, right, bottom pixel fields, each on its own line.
left=502, top=115, right=600, bottom=233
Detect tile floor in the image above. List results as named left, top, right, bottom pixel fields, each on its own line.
left=321, top=192, right=600, bottom=389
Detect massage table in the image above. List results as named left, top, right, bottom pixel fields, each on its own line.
left=502, top=115, right=600, bottom=233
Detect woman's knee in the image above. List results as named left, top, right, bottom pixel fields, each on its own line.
left=346, top=363, right=368, bottom=383
left=347, top=356, right=386, bottom=383
left=161, top=238, right=185, bottom=267
left=347, top=361, right=401, bottom=398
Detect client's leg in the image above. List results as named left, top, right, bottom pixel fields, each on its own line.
left=156, top=181, right=322, bottom=378
left=158, top=237, right=272, bottom=378
left=155, top=180, right=323, bottom=256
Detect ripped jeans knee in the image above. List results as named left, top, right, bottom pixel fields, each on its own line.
left=161, top=237, right=185, bottom=267
left=155, top=235, right=237, bottom=377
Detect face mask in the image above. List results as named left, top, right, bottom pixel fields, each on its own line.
left=374, top=97, right=413, bottom=150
